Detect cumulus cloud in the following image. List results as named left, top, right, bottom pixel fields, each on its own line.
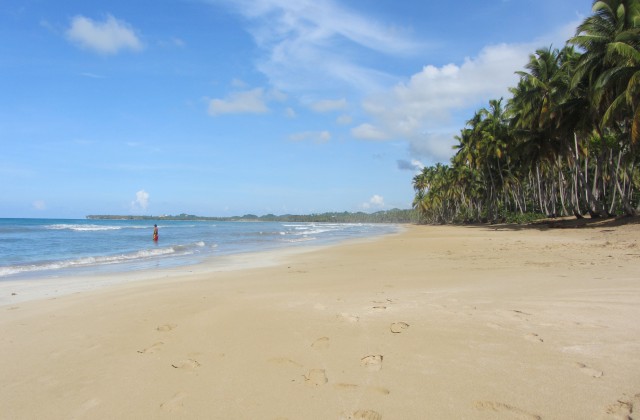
left=354, top=42, right=536, bottom=162
left=397, top=159, right=424, bottom=172
left=362, top=194, right=385, bottom=210
left=131, top=190, right=149, bottom=212
left=66, top=14, right=143, bottom=55
left=310, top=98, right=347, bottom=113
left=289, top=130, right=331, bottom=144
left=336, top=114, right=352, bottom=125
left=268, top=88, right=288, bottom=102
left=208, top=88, right=269, bottom=115
left=351, top=123, right=389, bottom=141
left=409, top=132, right=459, bottom=162
left=210, top=0, right=581, bottom=165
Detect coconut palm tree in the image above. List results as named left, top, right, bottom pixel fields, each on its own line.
left=412, top=0, right=640, bottom=224
left=570, top=0, right=640, bottom=215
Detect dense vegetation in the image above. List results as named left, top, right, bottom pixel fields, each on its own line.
left=87, top=209, right=418, bottom=224
left=413, top=0, right=640, bottom=224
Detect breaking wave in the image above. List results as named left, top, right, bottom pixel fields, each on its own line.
left=0, top=241, right=207, bottom=278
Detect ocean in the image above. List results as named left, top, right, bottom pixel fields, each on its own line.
left=0, top=218, right=400, bottom=280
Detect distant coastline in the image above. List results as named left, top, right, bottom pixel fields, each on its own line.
left=86, top=209, right=418, bottom=224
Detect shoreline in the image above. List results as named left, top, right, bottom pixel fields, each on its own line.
left=0, top=219, right=401, bottom=287
left=1, top=223, right=639, bottom=419
left=0, top=229, right=401, bottom=307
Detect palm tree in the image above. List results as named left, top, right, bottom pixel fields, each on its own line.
left=570, top=0, right=640, bottom=215
left=411, top=0, right=640, bottom=224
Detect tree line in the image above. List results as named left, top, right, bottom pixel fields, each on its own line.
left=413, top=0, right=640, bottom=224
left=87, top=209, right=418, bottom=224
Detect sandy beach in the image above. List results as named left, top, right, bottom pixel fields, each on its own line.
left=1, top=220, right=639, bottom=419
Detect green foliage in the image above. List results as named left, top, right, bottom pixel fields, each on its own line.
left=87, top=209, right=419, bottom=224
left=413, top=0, right=640, bottom=225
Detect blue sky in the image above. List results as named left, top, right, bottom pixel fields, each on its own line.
left=1, top=0, right=592, bottom=218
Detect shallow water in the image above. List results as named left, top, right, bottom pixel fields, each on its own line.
left=0, top=218, right=399, bottom=279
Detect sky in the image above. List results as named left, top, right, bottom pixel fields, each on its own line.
left=1, top=0, right=593, bottom=218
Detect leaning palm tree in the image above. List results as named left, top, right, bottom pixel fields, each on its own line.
left=570, top=0, right=640, bottom=215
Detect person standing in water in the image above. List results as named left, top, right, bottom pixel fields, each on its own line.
left=153, top=224, right=159, bottom=242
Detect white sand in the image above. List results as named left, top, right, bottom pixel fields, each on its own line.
left=1, top=222, right=639, bottom=419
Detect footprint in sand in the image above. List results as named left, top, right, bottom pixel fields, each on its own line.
left=137, top=341, right=164, bottom=354
left=371, top=300, right=391, bottom=311
left=304, top=369, right=328, bottom=386
left=171, top=359, right=201, bottom=370
left=370, top=387, right=390, bottom=395
left=390, top=322, right=409, bottom=334
left=334, top=384, right=390, bottom=395
left=574, top=362, right=603, bottom=378
left=311, top=337, right=330, bottom=349
left=508, top=309, right=533, bottom=321
left=340, top=409, right=382, bottom=420
left=605, top=392, right=640, bottom=418
left=473, top=401, right=541, bottom=420
left=337, top=313, right=360, bottom=323
left=334, top=383, right=359, bottom=391
left=157, top=324, right=177, bottom=332
left=268, top=357, right=303, bottom=368
left=160, top=391, right=188, bottom=412
left=524, top=333, right=544, bottom=343
left=361, top=355, right=383, bottom=371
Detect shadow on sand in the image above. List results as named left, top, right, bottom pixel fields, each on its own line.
left=434, top=215, right=640, bottom=232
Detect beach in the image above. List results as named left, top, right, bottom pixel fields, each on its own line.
left=1, top=221, right=639, bottom=419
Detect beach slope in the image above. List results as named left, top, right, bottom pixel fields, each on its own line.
left=1, top=222, right=639, bottom=419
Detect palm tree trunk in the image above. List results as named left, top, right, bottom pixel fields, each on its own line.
left=571, top=135, right=583, bottom=217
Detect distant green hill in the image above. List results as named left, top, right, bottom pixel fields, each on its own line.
left=87, top=209, right=418, bottom=224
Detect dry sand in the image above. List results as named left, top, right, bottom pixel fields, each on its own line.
left=1, top=220, right=639, bottom=419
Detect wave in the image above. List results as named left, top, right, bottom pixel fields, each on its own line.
left=282, top=236, right=316, bottom=243
left=0, top=241, right=207, bottom=278
left=44, top=224, right=149, bottom=232
left=289, top=227, right=343, bottom=236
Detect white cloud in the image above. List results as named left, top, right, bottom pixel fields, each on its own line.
left=336, top=114, right=352, bottom=125
left=210, top=0, right=582, bottom=166
left=268, top=88, right=288, bottom=102
left=354, top=41, right=537, bottom=162
left=310, top=98, right=347, bottom=113
left=362, top=194, right=385, bottom=210
left=397, top=159, right=424, bottom=172
left=216, top=0, right=421, bottom=93
left=131, top=190, right=149, bottom=212
left=66, top=14, right=143, bottom=55
left=409, top=132, right=459, bottom=163
left=208, top=88, right=269, bottom=115
left=289, top=130, right=331, bottom=144
left=351, top=123, right=389, bottom=141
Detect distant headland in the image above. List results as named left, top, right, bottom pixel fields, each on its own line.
left=86, top=209, right=417, bottom=224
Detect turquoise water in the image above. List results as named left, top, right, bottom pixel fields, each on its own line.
left=0, top=218, right=399, bottom=279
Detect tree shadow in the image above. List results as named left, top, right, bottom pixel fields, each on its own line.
left=467, top=215, right=640, bottom=232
